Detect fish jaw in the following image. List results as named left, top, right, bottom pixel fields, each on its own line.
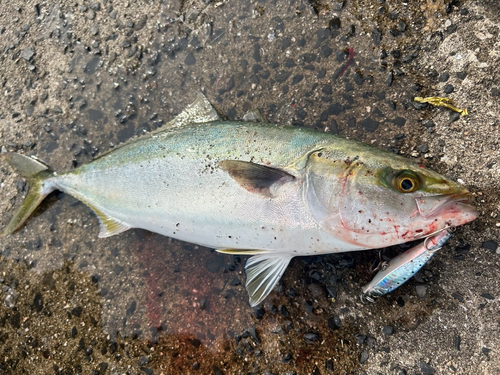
left=415, top=193, right=476, bottom=219
left=316, top=192, right=478, bottom=249
left=406, top=192, right=477, bottom=239
left=414, top=198, right=478, bottom=237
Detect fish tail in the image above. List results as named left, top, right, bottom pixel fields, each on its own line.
left=1, top=153, right=56, bottom=236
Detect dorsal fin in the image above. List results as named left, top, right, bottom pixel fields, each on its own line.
left=152, top=92, right=220, bottom=133
left=91, top=93, right=221, bottom=161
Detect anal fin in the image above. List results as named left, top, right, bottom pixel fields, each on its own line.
left=245, top=253, right=293, bottom=307
left=88, top=204, right=131, bottom=238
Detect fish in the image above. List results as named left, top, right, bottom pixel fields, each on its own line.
left=1, top=94, right=478, bottom=306
left=361, top=227, right=453, bottom=303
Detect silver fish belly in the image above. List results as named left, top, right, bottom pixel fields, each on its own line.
left=1, top=94, right=477, bottom=307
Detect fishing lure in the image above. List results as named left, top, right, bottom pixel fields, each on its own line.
left=361, top=227, right=453, bottom=303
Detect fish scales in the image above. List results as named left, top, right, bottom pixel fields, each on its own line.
left=57, top=122, right=362, bottom=253
left=1, top=94, right=477, bottom=306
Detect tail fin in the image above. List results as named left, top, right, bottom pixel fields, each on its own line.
left=1, top=153, right=56, bottom=236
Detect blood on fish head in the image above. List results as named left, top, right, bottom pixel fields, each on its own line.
left=304, top=146, right=478, bottom=249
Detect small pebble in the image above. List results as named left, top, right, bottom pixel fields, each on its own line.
left=386, top=71, right=393, bottom=86
left=453, top=335, right=461, bottom=350
left=33, top=292, right=43, bottom=312
left=482, top=240, right=498, bottom=252
left=71, top=306, right=83, bottom=317
left=382, top=325, right=394, bottom=336
left=366, top=336, right=375, bottom=348
left=90, top=2, right=101, bottom=11
left=482, top=347, right=491, bottom=358
left=449, top=112, right=460, bottom=122
left=199, top=298, right=206, bottom=310
left=420, top=361, right=435, bottom=375
left=392, top=117, right=406, bottom=127
left=422, top=120, right=435, bottom=128
left=303, top=333, right=319, bottom=343
left=418, top=144, right=429, bottom=153
left=438, top=72, right=450, bottom=82
left=291, top=74, right=303, bottom=85
left=185, top=53, right=196, bottom=66
left=443, top=84, right=454, bottom=93
left=253, top=306, right=265, bottom=320
left=416, top=284, right=428, bottom=298
left=480, top=293, right=494, bottom=300
left=275, top=71, right=291, bottom=83
left=355, top=334, right=367, bottom=345
left=359, top=350, right=369, bottom=363
left=328, top=316, right=341, bottom=330
left=22, top=47, right=34, bottom=61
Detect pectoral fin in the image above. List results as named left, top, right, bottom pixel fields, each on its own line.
left=245, top=253, right=293, bottom=307
left=219, top=160, right=295, bottom=198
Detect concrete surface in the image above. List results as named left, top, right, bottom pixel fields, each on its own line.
left=0, top=0, right=499, bottom=374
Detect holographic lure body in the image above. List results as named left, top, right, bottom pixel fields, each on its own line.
left=361, top=229, right=453, bottom=302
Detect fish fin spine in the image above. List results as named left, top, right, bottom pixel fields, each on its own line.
left=245, top=253, right=293, bottom=307
left=1, top=153, right=56, bottom=236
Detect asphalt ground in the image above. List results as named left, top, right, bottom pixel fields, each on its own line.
left=0, top=0, right=499, bottom=374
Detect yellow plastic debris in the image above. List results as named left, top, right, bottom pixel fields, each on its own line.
left=414, top=97, right=468, bottom=116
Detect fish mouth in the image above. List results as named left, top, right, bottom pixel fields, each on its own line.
left=415, top=193, right=478, bottom=221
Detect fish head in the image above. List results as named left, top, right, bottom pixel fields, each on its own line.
left=305, top=146, right=478, bottom=248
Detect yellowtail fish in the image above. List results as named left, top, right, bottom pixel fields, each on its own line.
left=1, top=94, right=477, bottom=306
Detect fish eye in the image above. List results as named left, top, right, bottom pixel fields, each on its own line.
left=394, top=172, right=420, bottom=193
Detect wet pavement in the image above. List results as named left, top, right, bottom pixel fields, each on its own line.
left=1, top=0, right=499, bottom=374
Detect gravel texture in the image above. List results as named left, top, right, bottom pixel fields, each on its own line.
left=0, top=0, right=499, bottom=374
